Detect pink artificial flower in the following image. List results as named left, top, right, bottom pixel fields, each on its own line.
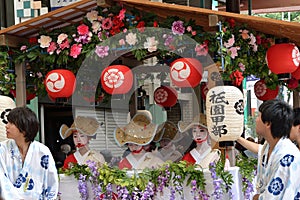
left=92, top=21, right=101, bottom=33
left=240, top=29, right=249, bottom=40
left=192, top=31, right=197, bottom=36
left=186, top=26, right=192, bottom=32
left=118, top=8, right=126, bottom=21
left=172, top=20, right=185, bottom=35
left=69, top=44, right=82, bottom=58
left=47, top=42, right=57, bottom=55
left=119, top=39, right=125, bottom=46
left=77, top=24, right=89, bottom=35
left=195, top=43, right=208, bottom=56
left=20, top=45, right=27, bottom=51
left=228, top=47, right=240, bottom=59
left=224, top=35, right=235, bottom=48
left=249, top=33, right=256, bottom=46
left=59, top=39, right=70, bottom=50
left=102, top=17, right=113, bottom=30
left=95, top=45, right=109, bottom=58
left=238, top=62, right=245, bottom=72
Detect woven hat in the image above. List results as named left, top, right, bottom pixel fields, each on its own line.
left=178, top=113, right=207, bottom=133
left=60, top=116, right=100, bottom=139
left=114, top=112, right=158, bottom=147
left=153, top=121, right=179, bottom=142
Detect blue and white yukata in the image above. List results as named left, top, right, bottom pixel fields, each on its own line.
left=0, top=139, right=58, bottom=200
left=256, top=137, right=300, bottom=199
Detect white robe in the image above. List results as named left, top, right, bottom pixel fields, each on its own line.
left=256, top=138, right=300, bottom=199
left=0, top=139, right=58, bottom=200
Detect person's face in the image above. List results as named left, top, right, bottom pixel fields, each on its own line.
left=192, top=125, right=208, bottom=142
left=6, top=122, right=23, bottom=140
left=128, top=143, right=143, bottom=152
left=73, top=131, right=89, bottom=148
left=255, top=112, right=269, bottom=138
left=290, top=125, right=300, bottom=142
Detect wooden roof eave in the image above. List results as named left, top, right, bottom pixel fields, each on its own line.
left=118, top=0, right=300, bottom=46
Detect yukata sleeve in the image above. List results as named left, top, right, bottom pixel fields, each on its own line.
left=258, top=153, right=300, bottom=200
left=43, top=151, right=59, bottom=200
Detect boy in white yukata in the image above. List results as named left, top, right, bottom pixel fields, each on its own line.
left=0, top=107, right=58, bottom=200
left=254, top=99, right=300, bottom=200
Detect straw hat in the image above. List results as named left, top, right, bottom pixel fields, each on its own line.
left=178, top=113, right=207, bottom=133
left=60, top=116, right=100, bottom=139
left=153, top=121, right=179, bottom=142
left=114, top=112, right=158, bottom=147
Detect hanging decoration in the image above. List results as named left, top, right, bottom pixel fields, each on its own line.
left=254, top=79, right=279, bottom=101
left=266, top=43, right=300, bottom=74
left=0, top=95, right=16, bottom=141
left=101, top=65, right=133, bottom=95
left=154, top=85, right=178, bottom=107
left=44, top=69, right=76, bottom=99
left=170, top=58, right=203, bottom=88
left=206, top=86, right=244, bottom=142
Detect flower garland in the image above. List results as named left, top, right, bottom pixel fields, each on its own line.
left=0, top=4, right=285, bottom=96
left=60, top=160, right=240, bottom=200
left=235, top=154, right=258, bottom=200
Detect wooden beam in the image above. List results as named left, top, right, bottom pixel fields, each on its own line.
left=119, top=0, right=300, bottom=46
left=0, top=35, right=27, bottom=48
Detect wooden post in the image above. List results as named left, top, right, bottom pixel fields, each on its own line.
left=226, top=0, right=240, bottom=13
left=15, top=62, right=26, bottom=106
left=293, top=91, right=300, bottom=108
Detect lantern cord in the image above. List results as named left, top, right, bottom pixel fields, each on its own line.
left=217, top=21, right=225, bottom=71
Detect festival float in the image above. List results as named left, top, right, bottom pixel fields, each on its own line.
left=1, top=0, right=300, bottom=199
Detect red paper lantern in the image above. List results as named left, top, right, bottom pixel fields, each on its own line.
left=254, top=79, right=279, bottom=101
left=170, top=58, right=203, bottom=88
left=44, top=69, right=76, bottom=99
left=10, top=89, right=36, bottom=101
left=292, top=67, right=300, bottom=79
left=154, top=86, right=178, bottom=107
left=266, top=43, right=300, bottom=74
left=101, top=65, right=133, bottom=94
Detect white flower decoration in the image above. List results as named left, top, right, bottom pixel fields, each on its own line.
left=38, top=35, right=52, bottom=48
left=125, top=32, right=137, bottom=46
left=144, top=37, right=158, bottom=52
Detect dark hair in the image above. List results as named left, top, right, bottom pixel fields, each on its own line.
left=293, top=107, right=300, bottom=126
left=7, top=107, right=39, bottom=142
left=259, top=99, right=294, bottom=139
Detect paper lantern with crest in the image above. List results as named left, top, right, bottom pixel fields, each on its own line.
left=170, top=58, right=203, bottom=88
left=266, top=43, right=300, bottom=74
left=44, top=69, right=76, bottom=99
left=154, top=85, right=178, bottom=107
left=0, top=95, right=15, bottom=141
left=206, top=86, right=244, bottom=142
left=254, top=79, right=279, bottom=101
left=101, top=65, right=133, bottom=94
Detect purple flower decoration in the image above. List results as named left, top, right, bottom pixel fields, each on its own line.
left=95, top=45, right=109, bottom=58
left=172, top=21, right=185, bottom=35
